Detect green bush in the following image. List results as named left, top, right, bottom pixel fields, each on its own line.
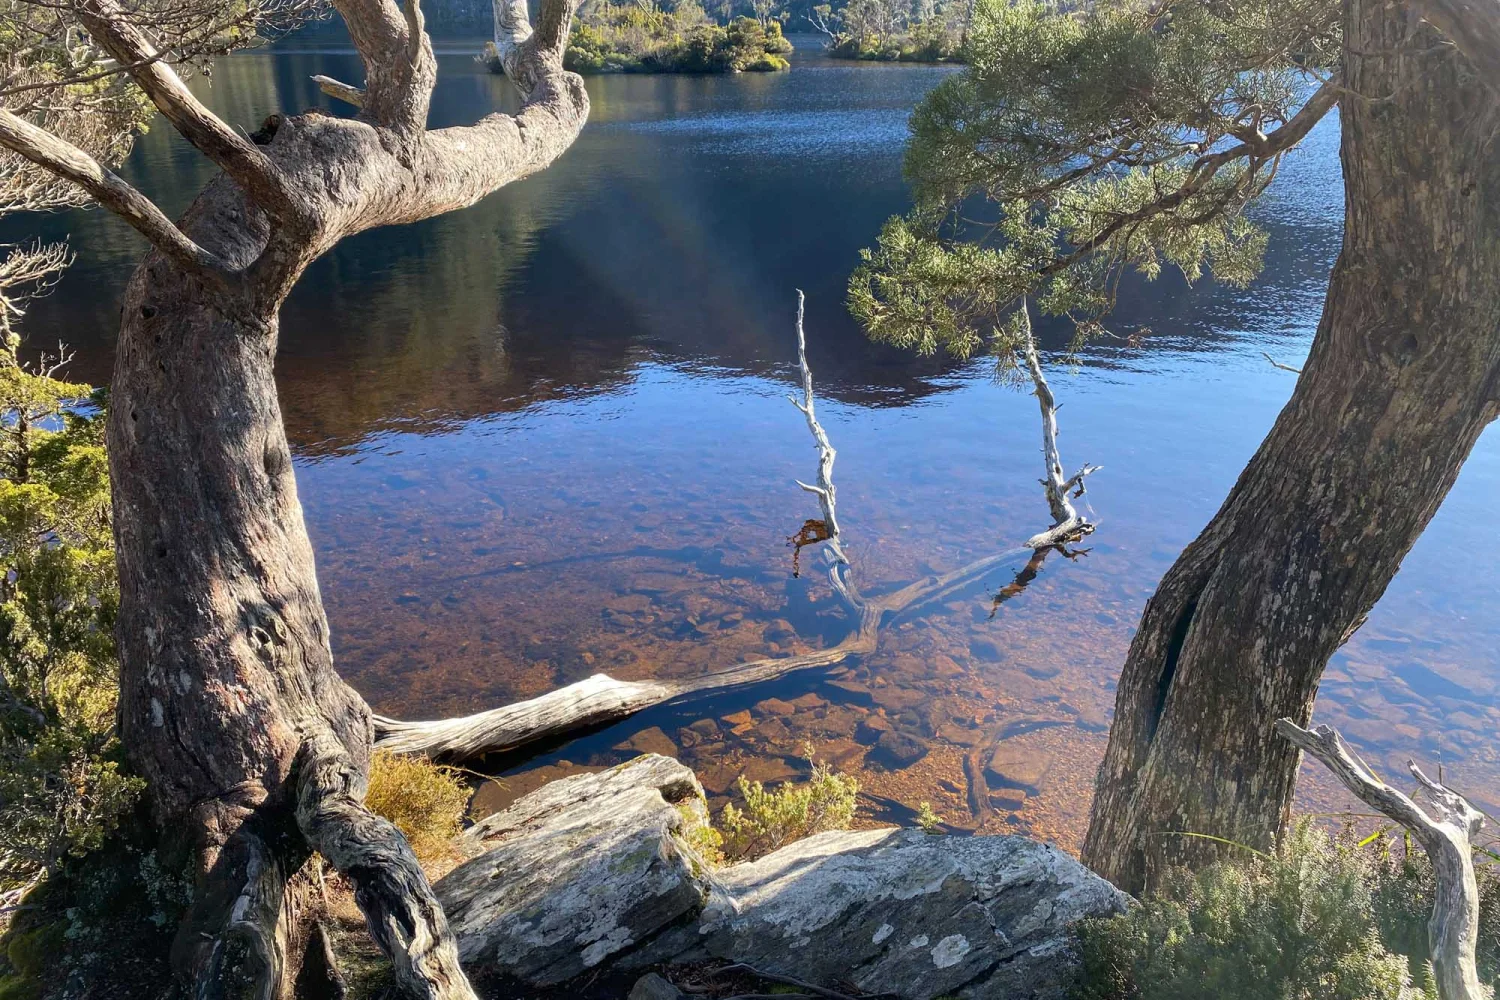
left=717, top=752, right=859, bottom=861
left=1071, top=820, right=1499, bottom=1000
left=0, top=324, right=141, bottom=899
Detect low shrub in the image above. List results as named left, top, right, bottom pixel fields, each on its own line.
left=716, top=752, right=859, bottom=861
left=364, top=750, right=471, bottom=864
left=1071, top=819, right=1500, bottom=1000
left=0, top=326, right=141, bottom=904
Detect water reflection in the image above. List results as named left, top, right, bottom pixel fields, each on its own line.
left=5, top=35, right=1497, bottom=848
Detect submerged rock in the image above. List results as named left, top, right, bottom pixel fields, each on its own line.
left=871, top=728, right=929, bottom=769
left=441, top=756, right=1127, bottom=998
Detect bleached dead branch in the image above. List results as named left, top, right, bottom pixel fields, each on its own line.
left=1275, top=719, right=1488, bottom=1000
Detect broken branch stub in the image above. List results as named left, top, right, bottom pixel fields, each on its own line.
left=1275, top=719, right=1487, bottom=1000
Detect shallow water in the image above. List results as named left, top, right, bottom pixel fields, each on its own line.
left=11, top=36, right=1498, bottom=847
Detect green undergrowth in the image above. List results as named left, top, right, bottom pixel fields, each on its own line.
left=680, top=751, right=860, bottom=865
left=1072, top=819, right=1500, bottom=1000
left=0, top=815, right=191, bottom=1000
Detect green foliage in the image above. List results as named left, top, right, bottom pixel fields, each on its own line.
left=563, top=2, right=792, bottom=73
left=718, top=751, right=859, bottom=861
left=849, top=0, right=1339, bottom=352
left=1071, top=820, right=1499, bottom=1000
left=363, top=750, right=470, bottom=864
left=819, top=0, right=965, bottom=63
left=915, top=800, right=942, bottom=833
left=0, top=317, right=139, bottom=898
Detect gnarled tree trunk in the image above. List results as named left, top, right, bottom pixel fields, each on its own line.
left=0, top=0, right=592, bottom=994
left=1082, top=0, right=1500, bottom=894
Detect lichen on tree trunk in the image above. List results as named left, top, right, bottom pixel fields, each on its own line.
left=1082, top=0, right=1500, bottom=894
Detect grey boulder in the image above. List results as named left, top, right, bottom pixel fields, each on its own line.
left=434, top=754, right=710, bottom=985
left=438, top=753, right=1129, bottom=998
left=647, top=827, right=1129, bottom=999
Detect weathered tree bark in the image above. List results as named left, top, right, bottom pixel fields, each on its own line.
left=1276, top=720, right=1488, bottom=1000
left=1082, top=2, right=1500, bottom=894
left=0, top=0, right=588, bottom=994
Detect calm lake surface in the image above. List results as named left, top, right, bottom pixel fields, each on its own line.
left=12, top=37, right=1499, bottom=845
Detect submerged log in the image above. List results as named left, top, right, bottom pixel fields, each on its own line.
left=375, top=544, right=1025, bottom=759
left=379, top=296, right=1101, bottom=764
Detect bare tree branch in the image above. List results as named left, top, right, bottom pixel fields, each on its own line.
left=75, top=0, right=303, bottom=224
left=1275, top=719, right=1488, bottom=1000
left=788, top=289, right=846, bottom=562
left=1262, top=351, right=1303, bottom=374
left=0, top=109, right=227, bottom=279
left=1016, top=302, right=1100, bottom=548
left=332, top=0, right=437, bottom=136
left=312, top=74, right=365, bottom=108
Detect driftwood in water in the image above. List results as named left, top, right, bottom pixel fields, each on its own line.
left=378, top=295, right=1031, bottom=760
left=375, top=545, right=1026, bottom=759
left=379, top=297, right=1102, bottom=763
left=1016, top=301, right=1100, bottom=549
left=1276, top=719, right=1488, bottom=1000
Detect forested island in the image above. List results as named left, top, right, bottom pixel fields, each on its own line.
left=485, top=3, right=794, bottom=75
left=1, top=0, right=1499, bottom=998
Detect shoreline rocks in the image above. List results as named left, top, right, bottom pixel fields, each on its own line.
left=438, top=754, right=1128, bottom=998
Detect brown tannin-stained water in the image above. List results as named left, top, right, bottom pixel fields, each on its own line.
left=11, top=36, right=1498, bottom=851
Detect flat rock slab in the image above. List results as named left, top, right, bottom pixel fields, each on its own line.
left=986, top=744, right=1053, bottom=793
left=435, top=754, right=711, bottom=985
left=439, top=756, right=1127, bottom=998
left=633, top=828, right=1128, bottom=999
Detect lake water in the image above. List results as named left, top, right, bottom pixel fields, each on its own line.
left=11, top=36, right=1498, bottom=847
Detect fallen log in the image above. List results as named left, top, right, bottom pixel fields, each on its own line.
left=374, top=544, right=1025, bottom=759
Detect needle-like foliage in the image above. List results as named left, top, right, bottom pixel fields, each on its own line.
left=849, top=0, right=1340, bottom=354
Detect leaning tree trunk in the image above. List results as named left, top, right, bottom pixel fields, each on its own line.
left=1082, top=1, right=1500, bottom=894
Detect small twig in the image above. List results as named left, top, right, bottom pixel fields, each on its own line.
left=1261, top=351, right=1303, bottom=374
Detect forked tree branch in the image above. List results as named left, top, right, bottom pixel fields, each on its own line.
left=332, top=0, right=438, bottom=136
left=1041, top=78, right=1340, bottom=280
left=0, top=110, right=227, bottom=279
left=1275, top=719, right=1487, bottom=1000
left=75, top=0, right=304, bottom=224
